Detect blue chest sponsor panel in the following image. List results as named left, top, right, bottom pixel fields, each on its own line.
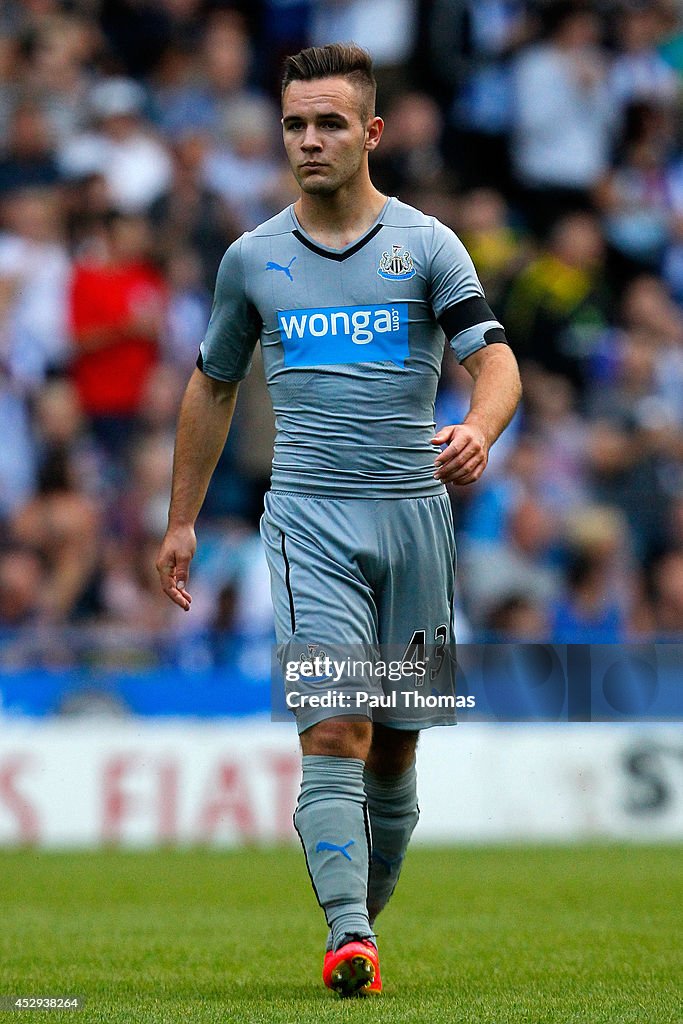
left=277, top=303, right=409, bottom=367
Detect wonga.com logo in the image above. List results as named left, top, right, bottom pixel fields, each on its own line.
left=277, top=303, right=409, bottom=367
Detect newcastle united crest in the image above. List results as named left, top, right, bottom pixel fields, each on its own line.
left=377, top=244, right=416, bottom=281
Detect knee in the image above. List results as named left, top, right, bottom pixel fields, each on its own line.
left=300, top=718, right=373, bottom=759
left=366, top=725, right=418, bottom=776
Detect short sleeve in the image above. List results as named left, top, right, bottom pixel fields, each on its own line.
left=197, top=236, right=261, bottom=382
left=429, top=219, right=484, bottom=315
left=429, top=220, right=505, bottom=363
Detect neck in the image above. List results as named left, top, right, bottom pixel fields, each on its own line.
left=294, top=176, right=387, bottom=248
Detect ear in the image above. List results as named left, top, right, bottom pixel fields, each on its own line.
left=365, top=116, right=384, bottom=152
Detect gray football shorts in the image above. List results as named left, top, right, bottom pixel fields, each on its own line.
left=260, top=490, right=457, bottom=733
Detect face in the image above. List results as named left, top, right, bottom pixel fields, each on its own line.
left=110, top=216, right=152, bottom=260
left=281, top=76, right=382, bottom=196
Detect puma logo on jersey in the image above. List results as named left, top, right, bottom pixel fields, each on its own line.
left=266, top=256, right=296, bottom=281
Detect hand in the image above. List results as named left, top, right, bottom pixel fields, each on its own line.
left=127, top=306, right=163, bottom=338
left=156, top=524, right=196, bottom=611
left=431, top=422, right=489, bottom=485
left=127, top=287, right=165, bottom=338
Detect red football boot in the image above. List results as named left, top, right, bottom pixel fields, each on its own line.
left=323, top=938, right=382, bottom=997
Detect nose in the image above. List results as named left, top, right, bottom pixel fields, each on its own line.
left=300, top=125, right=322, bottom=152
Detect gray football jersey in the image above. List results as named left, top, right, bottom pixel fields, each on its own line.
left=198, top=197, right=504, bottom=497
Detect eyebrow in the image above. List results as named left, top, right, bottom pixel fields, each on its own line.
left=282, top=112, right=350, bottom=127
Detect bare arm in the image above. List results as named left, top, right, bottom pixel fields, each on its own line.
left=73, top=307, right=163, bottom=353
left=156, top=368, right=240, bottom=610
left=432, top=344, right=522, bottom=485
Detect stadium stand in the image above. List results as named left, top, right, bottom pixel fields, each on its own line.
left=0, top=0, right=681, bottom=668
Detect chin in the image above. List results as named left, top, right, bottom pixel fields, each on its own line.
left=300, top=177, right=339, bottom=196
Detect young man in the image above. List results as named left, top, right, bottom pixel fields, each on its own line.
left=157, top=44, right=522, bottom=996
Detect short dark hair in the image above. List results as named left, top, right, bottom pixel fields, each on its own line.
left=281, top=43, right=376, bottom=121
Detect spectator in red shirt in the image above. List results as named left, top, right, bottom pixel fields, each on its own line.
left=68, top=210, right=166, bottom=463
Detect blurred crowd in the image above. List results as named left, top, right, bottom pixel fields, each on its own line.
left=1, top=0, right=683, bottom=653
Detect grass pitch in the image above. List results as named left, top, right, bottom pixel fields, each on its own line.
left=0, top=844, right=680, bottom=1023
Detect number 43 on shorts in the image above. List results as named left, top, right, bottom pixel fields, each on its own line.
left=402, top=625, right=449, bottom=684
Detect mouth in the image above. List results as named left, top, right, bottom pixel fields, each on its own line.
left=300, top=163, right=327, bottom=170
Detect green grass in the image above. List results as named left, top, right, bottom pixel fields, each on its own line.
left=0, top=845, right=681, bottom=1023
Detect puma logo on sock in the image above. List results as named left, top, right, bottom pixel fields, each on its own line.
left=316, top=839, right=355, bottom=860
left=372, top=850, right=402, bottom=872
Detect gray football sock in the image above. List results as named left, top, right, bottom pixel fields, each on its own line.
left=294, top=755, right=374, bottom=952
left=364, top=761, right=419, bottom=925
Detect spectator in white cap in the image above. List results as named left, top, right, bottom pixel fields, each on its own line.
left=58, top=76, right=172, bottom=212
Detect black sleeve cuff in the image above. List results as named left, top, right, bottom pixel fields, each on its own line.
left=483, top=326, right=508, bottom=346
left=438, top=296, right=496, bottom=340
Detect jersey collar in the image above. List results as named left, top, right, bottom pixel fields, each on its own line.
left=289, top=197, right=391, bottom=262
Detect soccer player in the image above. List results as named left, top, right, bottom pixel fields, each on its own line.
left=156, top=43, right=522, bottom=996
